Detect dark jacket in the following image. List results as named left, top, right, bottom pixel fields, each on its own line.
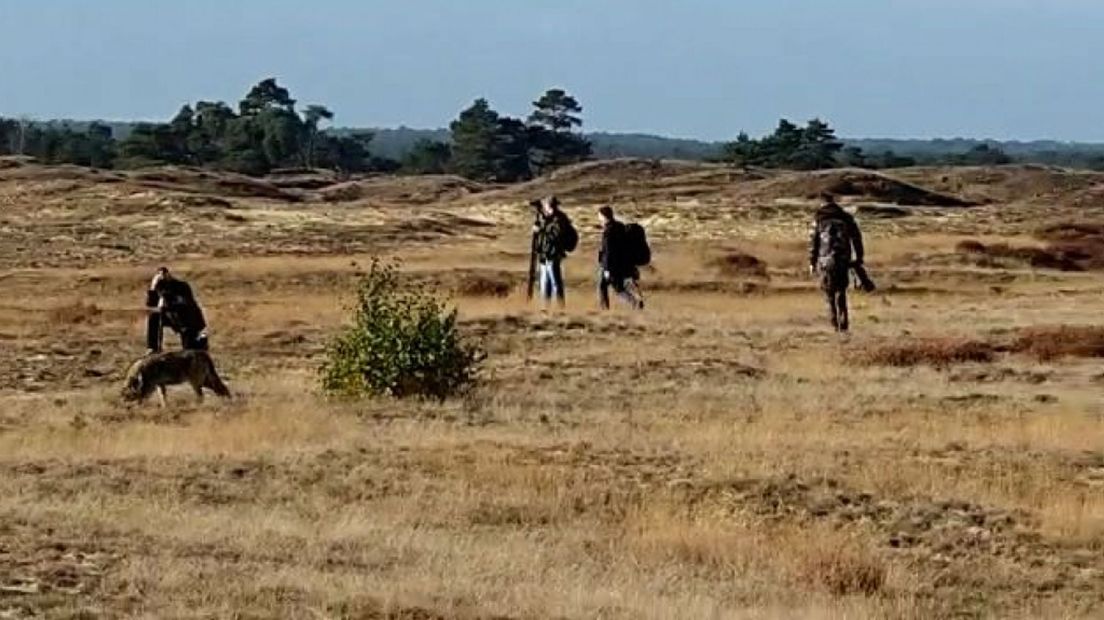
left=147, top=278, right=207, bottom=333
left=810, top=203, right=864, bottom=267
left=535, top=210, right=570, bottom=261
left=599, top=220, right=633, bottom=277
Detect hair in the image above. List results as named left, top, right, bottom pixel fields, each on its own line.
left=820, top=192, right=837, bottom=203
left=598, top=206, right=614, bottom=219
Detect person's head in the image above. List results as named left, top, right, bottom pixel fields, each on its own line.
left=598, top=205, right=615, bottom=226
left=150, top=266, right=172, bottom=290
left=540, top=195, right=559, bottom=216
left=820, top=192, right=837, bottom=206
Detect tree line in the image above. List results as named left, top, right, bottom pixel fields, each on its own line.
left=717, top=119, right=1023, bottom=170
left=0, top=80, right=593, bottom=180
left=4, top=78, right=1104, bottom=176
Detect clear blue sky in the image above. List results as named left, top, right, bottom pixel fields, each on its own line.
left=1, top=0, right=1100, bottom=141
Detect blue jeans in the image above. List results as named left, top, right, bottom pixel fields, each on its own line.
left=539, top=260, right=565, bottom=304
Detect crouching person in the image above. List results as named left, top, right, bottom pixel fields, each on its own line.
left=597, top=206, right=645, bottom=311
left=146, top=267, right=209, bottom=353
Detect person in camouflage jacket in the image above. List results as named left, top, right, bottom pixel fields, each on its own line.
left=809, top=194, right=865, bottom=332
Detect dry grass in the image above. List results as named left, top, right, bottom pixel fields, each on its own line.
left=1, top=162, right=1104, bottom=618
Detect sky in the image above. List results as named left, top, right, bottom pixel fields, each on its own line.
left=1, top=0, right=1101, bottom=141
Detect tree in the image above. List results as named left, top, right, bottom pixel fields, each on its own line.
left=449, top=99, right=501, bottom=181
left=955, top=144, right=1012, bottom=166
left=301, top=104, right=334, bottom=168
left=316, top=131, right=375, bottom=174
left=721, top=132, right=764, bottom=167
left=119, top=123, right=187, bottom=167
left=839, top=146, right=868, bottom=168
left=528, top=88, right=583, bottom=133
left=721, top=118, right=845, bottom=171
left=239, top=78, right=296, bottom=116
left=527, top=88, right=591, bottom=173
left=402, top=139, right=452, bottom=174
left=790, top=118, right=843, bottom=170
left=494, top=117, right=534, bottom=182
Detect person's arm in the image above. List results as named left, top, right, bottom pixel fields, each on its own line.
left=599, top=225, right=611, bottom=271
left=849, top=216, right=865, bottom=265
left=809, top=219, right=821, bottom=270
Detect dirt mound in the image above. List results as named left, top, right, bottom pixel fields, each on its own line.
left=264, top=168, right=341, bottom=190
left=319, top=174, right=486, bottom=205
left=126, top=167, right=304, bottom=202
left=746, top=169, right=973, bottom=207
left=894, top=165, right=1104, bottom=206
left=476, top=158, right=761, bottom=204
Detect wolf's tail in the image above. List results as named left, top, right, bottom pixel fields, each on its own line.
left=199, top=353, right=232, bottom=398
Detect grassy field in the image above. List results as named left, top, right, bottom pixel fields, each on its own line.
left=1, top=159, right=1103, bottom=618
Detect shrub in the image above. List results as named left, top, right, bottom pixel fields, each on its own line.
left=320, top=259, right=482, bottom=400
left=849, top=337, right=996, bottom=367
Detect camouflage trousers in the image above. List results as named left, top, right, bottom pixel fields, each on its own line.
left=818, top=258, right=850, bottom=332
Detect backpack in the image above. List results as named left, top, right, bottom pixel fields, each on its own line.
left=625, top=222, right=651, bottom=267
left=560, top=214, right=579, bottom=254
left=819, top=217, right=852, bottom=261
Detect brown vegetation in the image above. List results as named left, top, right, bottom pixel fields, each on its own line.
left=1011, top=326, right=1104, bottom=362
left=848, top=337, right=997, bottom=367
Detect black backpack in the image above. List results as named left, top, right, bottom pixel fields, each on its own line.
left=625, top=222, right=651, bottom=267
left=560, top=214, right=579, bottom=254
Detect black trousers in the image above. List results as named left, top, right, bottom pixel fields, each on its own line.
left=147, top=312, right=208, bottom=352
left=598, top=268, right=644, bottom=310
left=819, top=262, right=850, bottom=332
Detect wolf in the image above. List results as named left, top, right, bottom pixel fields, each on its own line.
left=121, top=350, right=231, bottom=406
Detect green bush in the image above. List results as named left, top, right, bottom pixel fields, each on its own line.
left=320, top=259, right=482, bottom=400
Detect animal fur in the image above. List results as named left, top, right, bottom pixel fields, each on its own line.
left=121, top=350, right=231, bottom=406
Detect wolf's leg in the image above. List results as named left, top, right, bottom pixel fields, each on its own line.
left=193, top=381, right=204, bottom=402
left=157, top=385, right=167, bottom=408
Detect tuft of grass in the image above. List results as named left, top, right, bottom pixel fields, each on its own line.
left=708, top=251, right=769, bottom=279
left=48, top=301, right=102, bottom=325
left=798, top=542, right=887, bottom=597
left=849, top=337, right=996, bottom=367
left=452, top=272, right=516, bottom=298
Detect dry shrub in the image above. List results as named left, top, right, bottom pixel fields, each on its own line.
left=1011, top=326, right=1104, bottom=361
left=709, top=251, right=769, bottom=279
left=49, top=301, right=102, bottom=325
left=849, top=337, right=996, bottom=367
left=798, top=543, right=886, bottom=597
